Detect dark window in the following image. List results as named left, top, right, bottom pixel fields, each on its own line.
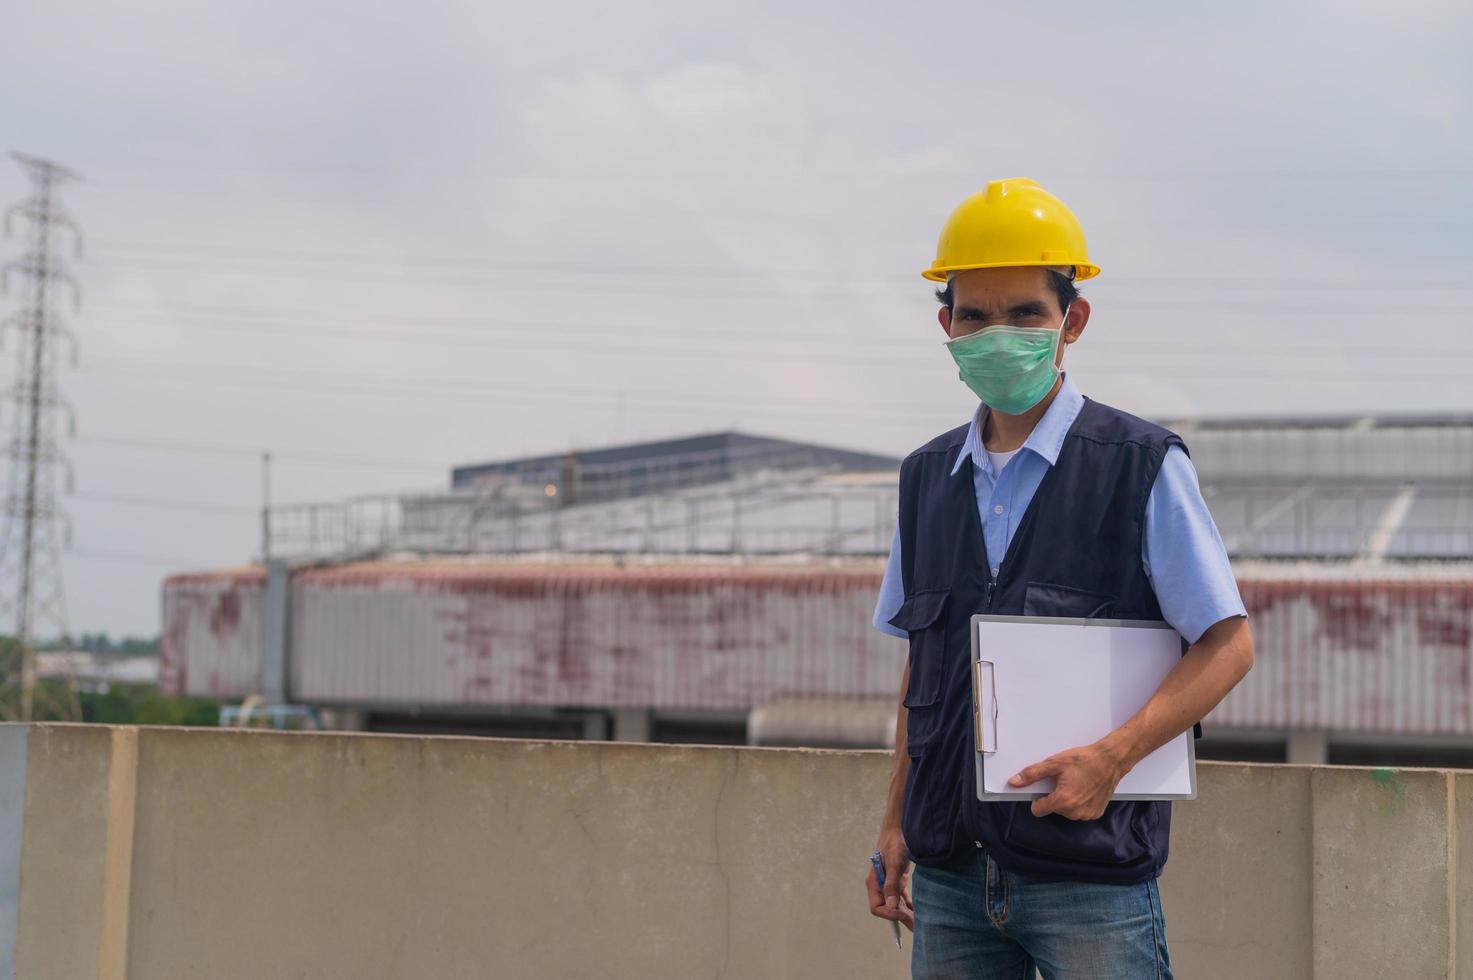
left=1195, top=738, right=1287, bottom=764
left=1328, top=743, right=1473, bottom=770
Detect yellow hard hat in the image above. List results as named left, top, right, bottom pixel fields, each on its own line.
left=922, top=177, right=1100, bottom=283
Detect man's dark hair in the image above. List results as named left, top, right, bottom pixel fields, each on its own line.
left=935, top=269, right=1079, bottom=317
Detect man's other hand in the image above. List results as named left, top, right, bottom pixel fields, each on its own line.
left=1008, top=742, right=1127, bottom=821
left=867, top=826, right=915, bottom=932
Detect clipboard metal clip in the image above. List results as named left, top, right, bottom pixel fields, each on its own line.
left=973, top=659, right=999, bottom=755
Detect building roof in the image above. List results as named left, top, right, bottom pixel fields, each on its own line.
left=1167, top=412, right=1473, bottom=432
left=449, top=431, right=900, bottom=497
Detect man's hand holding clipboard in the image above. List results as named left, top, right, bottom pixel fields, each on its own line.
left=1007, top=743, right=1130, bottom=820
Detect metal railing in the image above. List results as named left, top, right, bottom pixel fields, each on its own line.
left=267, top=468, right=900, bottom=561
left=454, top=443, right=859, bottom=506
left=264, top=471, right=1473, bottom=565
left=1207, top=480, right=1473, bottom=560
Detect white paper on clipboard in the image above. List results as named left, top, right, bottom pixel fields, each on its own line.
left=972, top=615, right=1197, bottom=801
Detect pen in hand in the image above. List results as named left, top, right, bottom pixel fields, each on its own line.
left=869, top=851, right=904, bottom=951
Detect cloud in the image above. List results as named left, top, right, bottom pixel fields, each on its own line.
left=0, top=0, right=1468, bottom=633
left=645, top=63, right=769, bottom=123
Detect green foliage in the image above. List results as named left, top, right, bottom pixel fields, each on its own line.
left=0, top=634, right=21, bottom=720
left=76, top=683, right=220, bottom=726
left=0, top=633, right=20, bottom=672
left=0, top=632, right=217, bottom=724
left=33, top=632, right=161, bottom=655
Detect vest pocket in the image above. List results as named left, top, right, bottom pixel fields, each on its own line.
left=902, top=738, right=962, bottom=862
left=888, top=588, right=950, bottom=747
left=1023, top=582, right=1118, bottom=619
left=891, top=588, right=957, bottom=861
left=1002, top=800, right=1151, bottom=866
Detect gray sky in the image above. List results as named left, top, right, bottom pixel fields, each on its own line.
left=1, top=0, right=1470, bottom=635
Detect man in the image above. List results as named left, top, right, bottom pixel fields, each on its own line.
left=864, top=178, right=1255, bottom=979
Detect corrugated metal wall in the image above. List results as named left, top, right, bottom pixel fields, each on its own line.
left=160, top=560, right=906, bottom=710
left=285, top=562, right=901, bottom=710
left=1218, top=577, right=1473, bottom=734
left=160, top=560, right=1473, bottom=735
left=160, top=568, right=266, bottom=698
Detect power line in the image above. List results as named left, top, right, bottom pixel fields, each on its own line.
left=77, top=165, right=1473, bottom=202
left=67, top=547, right=218, bottom=568
left=74, top=348, right=1473, bottom=401
left=72, top=356, right=967, bottom=417
left=72, top=432, right=447, bottom=472
left=65, top=490, right=256, bottom=515
left=76, top=256, right=1473, bottom=301
left=78, top=309, right=1473, bottom=362
left=80, top=243, right=1473, bottom=292
left=68, top=359, right=1473, bottom=438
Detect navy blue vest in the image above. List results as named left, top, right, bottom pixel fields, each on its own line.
left=890, top=397, right=1187, bottom=885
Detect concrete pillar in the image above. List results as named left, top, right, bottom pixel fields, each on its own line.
left=611, top=709, right=652, bottom=743
left=1311, top=766, right=1451, bottom=978
left=580, top=712, right=610, bottom=741
left=0, top=727, right=26, bottom=979
left=261, top=559, right=291, bottom=704
left=325, top=709, right=369, bottom=732
left=1286, top=731, right=1328, bottom=765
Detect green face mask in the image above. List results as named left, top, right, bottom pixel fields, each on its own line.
left=944, top=311, right=1066, bottom=415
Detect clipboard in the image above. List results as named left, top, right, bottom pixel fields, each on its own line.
left=971, top=614, right=1197, bottom=802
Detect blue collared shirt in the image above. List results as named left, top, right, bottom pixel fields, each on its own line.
left=872, top=374, right=1246, bottom=645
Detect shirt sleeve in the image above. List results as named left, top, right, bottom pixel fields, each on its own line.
left=1143, top=445, right=1248, bottom=645
left=872, top=523, right=908, bottom=638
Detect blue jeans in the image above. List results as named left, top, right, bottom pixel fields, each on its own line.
left=911, top=847, right=1173, bottom=979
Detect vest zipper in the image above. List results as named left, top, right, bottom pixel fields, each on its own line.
left=974, top=571, right=997, bottom=852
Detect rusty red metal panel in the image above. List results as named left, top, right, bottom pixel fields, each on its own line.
left=164, top=559, right=1473, bottom=735
left=285, top=559, right=898, bottom=711
left=1209, top=574, right=1473, bottom=735
left=160, top=567, right=266, bottom=698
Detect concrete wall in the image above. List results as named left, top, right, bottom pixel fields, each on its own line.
left=1, top=723, right=1468, bottom=979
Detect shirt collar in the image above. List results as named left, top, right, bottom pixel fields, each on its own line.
left=950, top=373, right=1085, bottom=478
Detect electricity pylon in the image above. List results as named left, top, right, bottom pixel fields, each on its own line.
left=0, top=153, right=81, bottom=721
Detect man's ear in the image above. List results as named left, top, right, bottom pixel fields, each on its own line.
left=1062, top=297, right=1090, bottom=345
left=938, top=305, right=952, bottom=338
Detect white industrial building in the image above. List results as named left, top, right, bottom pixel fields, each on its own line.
left=162, top=419, right=1473, bottom=765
